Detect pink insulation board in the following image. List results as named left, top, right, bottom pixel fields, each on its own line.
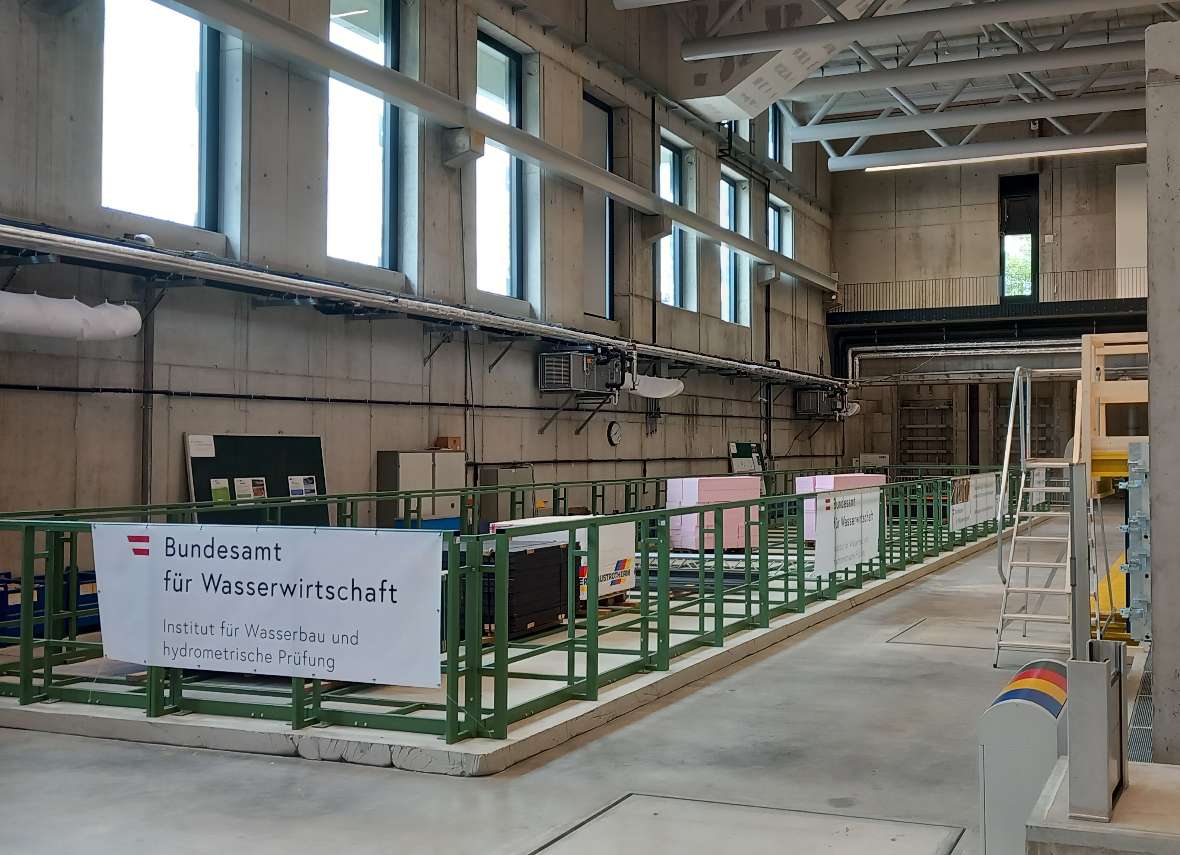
left=666, top=476, right=762, bottom=550
left=796, top=473, right=887, bottom=540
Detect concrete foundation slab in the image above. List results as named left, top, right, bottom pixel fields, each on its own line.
left=531, top=794, right=963, bottom=854
left=1028, top=759, right=1180, bottom=854
left=0, top=524, right=1020, bottom=777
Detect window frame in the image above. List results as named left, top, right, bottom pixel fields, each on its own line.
left=582, top=92, right=615, bottom=320
left=768, top=197, right=791, bottom=258
left=656, top=139, right=687, bottom=308
left=197, top=26, right=221, bottom=232
left=719, top=173, right=740, bottom=323
left=476, top=32, right=526, bottom=300
left=326, top=0, right=401, bottom=269
left=767, top=105, right=783, bottom=167
left=101, top=2, right=221, bottom=231
left=999, top=173, right=1039, bottom=303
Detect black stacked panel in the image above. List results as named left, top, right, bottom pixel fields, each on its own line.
left=442, top=540, right=568, bottom=643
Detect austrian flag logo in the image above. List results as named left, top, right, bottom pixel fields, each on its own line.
left=127, top=534, right=150, bottom=557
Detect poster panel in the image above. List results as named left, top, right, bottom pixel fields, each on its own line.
left=92, top=524, right=442, bottom=687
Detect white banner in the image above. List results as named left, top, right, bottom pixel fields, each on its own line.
left=950, top=473, right=998, bottom=531
left=92, top=524, right=442, bottom=687
left=813, top=487, right=881, bottom=576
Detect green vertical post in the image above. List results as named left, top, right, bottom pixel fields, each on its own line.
left=147, top=667, right=165, bottom=718
left=794, top=498, right=805, bottom=610
left=492, top=531, right=510, bottom=737
left=42, top=531, right=62, bottom=695
left=444, top=534, right=460, bottom=743
left=463, top=537, right=482, bottom=737
left=696, top=510, right=706, bottom=636
left=757, top=501, right=770, bottom=627
left=712, top=508, right=725, bottom=646
left=18, top=527, right=35, bottom=704
left=656, top=516, right=670, bottom=671
left=877, top=489, right=887, bottom=579
left=638, top=519, right=651, bottom=666
left=291, top=677, right=307, bottom=729
left=66, top=531, right=79, bottom=642
left=584, top=524, right=600, bottom=699
left=566, top=527, right=578, bottom=685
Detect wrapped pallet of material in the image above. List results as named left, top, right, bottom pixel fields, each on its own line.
left=665, top=476, right=762, bottom=551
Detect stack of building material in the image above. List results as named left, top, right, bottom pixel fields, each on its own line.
left=445, top=541, right=568, bottom=643
left=665, top=476, right=762, bottom=550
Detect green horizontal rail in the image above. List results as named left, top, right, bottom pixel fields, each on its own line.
left=0, top=470, right=1016, bottom=744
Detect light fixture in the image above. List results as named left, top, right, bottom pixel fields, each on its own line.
left=865, top=140, right=1146, bottom=171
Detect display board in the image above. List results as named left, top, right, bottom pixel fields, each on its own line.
left=950, top=473, right=998, bottom=531
left=813, top=487, right=881, bottom=576
left=728, top=441, right=767, bottom=474
left=185, top=433, right=329, bottom=526
left=92, top=524, right=442, bottom=687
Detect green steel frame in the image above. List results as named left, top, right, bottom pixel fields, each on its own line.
left=0, top=467, right=1017, bottom=744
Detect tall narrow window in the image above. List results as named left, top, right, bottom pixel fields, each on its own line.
left=582, top=95, right=613, bottom=318
left=657, top=142, right=686, bottom=307
left=1000, top=174, right=1038, bottom=301
left=767, top=106, right=782, bottom=165
left=766, top=103, right=793, bottom=171
left=476, top=35, right=524, bottom=298
left=328, top=1, right=398, bottom=268
left=102, top=0, right=217, bottom=228
left=768, top=198, right=792, bottom=258
left=719, top=175, right=739, bottom=322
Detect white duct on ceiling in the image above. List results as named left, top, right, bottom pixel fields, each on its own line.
left=0, top=291, right=142, bottom=340
left=623, top=372, right=686, bottom=399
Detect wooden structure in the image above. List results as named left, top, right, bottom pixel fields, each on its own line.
left=1072, top=332, right=1149, bottom=496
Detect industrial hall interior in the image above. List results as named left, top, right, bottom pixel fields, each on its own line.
left=3, top=0, right=1180, bottom=852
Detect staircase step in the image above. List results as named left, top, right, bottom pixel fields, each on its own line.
left=1018, top=535, right=1070, bottom=543
left=1010, top=560, right=1068, bottom=567
left=1031, top=486, right=1071, bottom=494
left=1025, top=459, right=1070, bottom=467
left=1001, top=613, right=1070, bottom=624
left=1018, top=510, right=1069, bottom=517
left=997, top=640, right=1072, bottom=652
left=1006, top=587, right=1071, bottom=595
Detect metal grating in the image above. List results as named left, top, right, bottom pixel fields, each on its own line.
left=1128, top=648, right=1153, bottom=762
left=539, top=353, right=572, bottom=389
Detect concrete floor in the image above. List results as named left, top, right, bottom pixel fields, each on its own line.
left=0, top=525, right=1069, bottom=854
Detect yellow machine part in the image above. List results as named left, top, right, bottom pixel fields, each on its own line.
left=1091, top=450, right=1129, bottom=480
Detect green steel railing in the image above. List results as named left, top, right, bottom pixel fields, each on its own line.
left=0, top=470, right=1017, bottom=743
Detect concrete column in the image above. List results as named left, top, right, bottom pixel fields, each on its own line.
left=1146, top=21, right=1180, bottom=763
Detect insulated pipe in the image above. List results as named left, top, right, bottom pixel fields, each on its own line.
left=682, top=0, right=1154, bottom=60
left=792, top=91, right=1144, bottom=141
left=790, top=41, right=1144, bottom=98
left=158, top=0, right=835, bottom=293
left=826, top=129, right=1145, bottom=170
left=0, top=223, right=844, bottom=389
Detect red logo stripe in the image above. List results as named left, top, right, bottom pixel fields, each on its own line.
left=131, top=548, right=149, bottom=556
left=126, top=535, right=150, bottom=543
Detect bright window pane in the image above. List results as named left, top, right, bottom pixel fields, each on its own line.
left=476, top=40, right=518, bottom=297
left=582, top=97, right=612, bottom=317
left=768, top=205, right=781, bottom=253
left=720, top=179, right=735, bottom=322
left=658, top=144, right=680, bottom=306
left=102, top=0, right=201, bottom=226
left=327, top=4, right=387, bottom=267
left=1003, top=233, right=1034, bottom=296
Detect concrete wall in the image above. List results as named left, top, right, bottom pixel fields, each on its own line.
left=842, top=380, right=1075, bottom=468
left=829, top=118, right=1148, bottom=302
left=0, top=0, right=841, bottom=550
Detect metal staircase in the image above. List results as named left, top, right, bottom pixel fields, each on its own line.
left=993, top=459, right=1073, bottom=664
left=992, top=367, right=1091, bottom=666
